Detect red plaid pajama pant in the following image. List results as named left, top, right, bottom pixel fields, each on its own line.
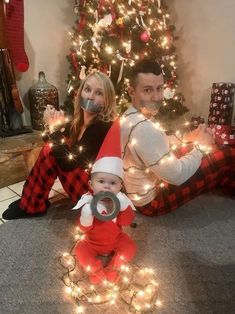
left=20, top=144, right=90, bottom=214
left=136, top=146, right=235, bottom=216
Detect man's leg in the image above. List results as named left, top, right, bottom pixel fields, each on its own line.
left=137, top=146, right=235, bottom=216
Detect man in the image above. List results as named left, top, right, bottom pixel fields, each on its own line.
left=121, top=59, right=235, bottom=216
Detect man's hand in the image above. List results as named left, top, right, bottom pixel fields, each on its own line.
left=184, top=124, right=215, bottom=147
left=195, top=124, right=215, bottom=147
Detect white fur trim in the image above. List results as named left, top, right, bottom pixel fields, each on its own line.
left=92, top=157, right=123, bottom=179
left=72, top=193, right=93, bottom=210
left=80, top=204, right=94, bottom=226
left=117, top=192, right=136, bottom=211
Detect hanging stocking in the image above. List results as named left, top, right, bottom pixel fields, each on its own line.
left=0, top=1, right=7, bottom=48
left=5, top=0, right=29, bottom=72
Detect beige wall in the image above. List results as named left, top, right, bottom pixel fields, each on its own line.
left=17, top=0, right=235, bottom=125
left=170, top=0, right=235, bottom=119
left=17, top=0, right=74, bottom=125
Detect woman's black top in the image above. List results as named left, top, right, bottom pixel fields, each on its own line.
left=44, top=120, right=112, bottom=172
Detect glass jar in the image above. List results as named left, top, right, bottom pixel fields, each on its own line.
left=29, top=71, right=59, bottom=130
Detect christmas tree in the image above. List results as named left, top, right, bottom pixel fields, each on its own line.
left=64, top=0, right=188, bottom=122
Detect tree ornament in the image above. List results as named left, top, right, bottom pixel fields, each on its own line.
left=125, top=41, right=132, bottom=54
left=116, top=17, right=124, bottom=27
left=77, top=14, right=86, bottom=32
left=140, top=30, right=150, bottom=42
left=70, top=51, right=78, bottom=70
left=74, top=0, right=79, bottom=14
left=79, top=65, right=87, bottom=80
left=164, top=87, right=175, bottom=99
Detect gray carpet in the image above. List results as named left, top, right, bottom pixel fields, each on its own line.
left=0, top=192, right=235, bottom=314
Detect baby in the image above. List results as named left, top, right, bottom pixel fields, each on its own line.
left=73, top=120, right=136, bottom=284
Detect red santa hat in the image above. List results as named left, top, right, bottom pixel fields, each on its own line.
left=91, top=119, right=123, bottom=179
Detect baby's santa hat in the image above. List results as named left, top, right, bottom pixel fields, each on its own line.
left=91, top=119, right=123, bottom=179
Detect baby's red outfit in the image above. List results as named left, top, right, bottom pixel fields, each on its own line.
left=75, top=193, right=136, bottom=284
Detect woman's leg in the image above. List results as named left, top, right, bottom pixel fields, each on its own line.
left=19, top=144, right=58, bottom=214
left=57, top=167, right=90, bottom=204
left=3, top=143, right=90, bottom=219
left=137, top=146, right=235, bottom=216
left=2, top=144, right=58, bottom=219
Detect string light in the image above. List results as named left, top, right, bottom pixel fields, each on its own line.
left=59, top=227, right=161, bottom=313
left=122, top=110, right=212, bottom=199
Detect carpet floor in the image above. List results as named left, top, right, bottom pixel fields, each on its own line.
left=0, top=192, right=234, bottom=314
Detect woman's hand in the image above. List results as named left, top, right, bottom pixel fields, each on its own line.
left=43, top=105, right=65, bottom=128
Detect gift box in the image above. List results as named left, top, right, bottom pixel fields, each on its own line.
left=211, top=82, right=235, bottom=96
left=210, top=124, right=235, bottom=146
left=208, top=82, right=235, bottom=126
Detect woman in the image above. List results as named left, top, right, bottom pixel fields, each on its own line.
left=3, top=71, right=117, bottom=219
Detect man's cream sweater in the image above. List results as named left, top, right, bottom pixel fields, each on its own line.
left=121, top=106, right=203, bottom=206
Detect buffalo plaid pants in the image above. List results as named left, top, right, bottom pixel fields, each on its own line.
left=20, top=144, right=90, bottom=214
left=136, top=146, right=235, bottom=216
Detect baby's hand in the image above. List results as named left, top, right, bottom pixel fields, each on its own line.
left=80, top=203, right=94, bottom=227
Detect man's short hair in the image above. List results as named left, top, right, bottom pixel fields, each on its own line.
left=129, top=59, right=163, bottom=87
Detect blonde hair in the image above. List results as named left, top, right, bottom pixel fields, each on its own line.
left=70, top=72, right=116, bottom=144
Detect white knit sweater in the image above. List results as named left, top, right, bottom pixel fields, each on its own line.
left=121, top=106, right=203, bottom=206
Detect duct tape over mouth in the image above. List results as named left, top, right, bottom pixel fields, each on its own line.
left=90, top=191, right=120, bottom=221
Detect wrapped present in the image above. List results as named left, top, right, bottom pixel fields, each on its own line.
left=208, top=82, right=235, bottom=126
left=210, top=124, right=235, bottom=146
left=210, top=95, right=234, bottom=103
left=211, top=82, right=235, bottom=96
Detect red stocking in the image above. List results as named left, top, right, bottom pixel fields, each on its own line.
left=5, top=0, right=29, bottom=72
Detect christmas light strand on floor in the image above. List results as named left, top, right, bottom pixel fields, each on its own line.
left=59, top=227, right=162, bottom=313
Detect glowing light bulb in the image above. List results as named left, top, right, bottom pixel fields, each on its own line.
left=156, top=300, right=162, bottom=307
left=145, top=184, right=151, bottom=190
left=77, top=306, right=84, bottom=313
left=131, top=138, right=137, bottom=145
left=65, top=287, right=72, bottom=294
